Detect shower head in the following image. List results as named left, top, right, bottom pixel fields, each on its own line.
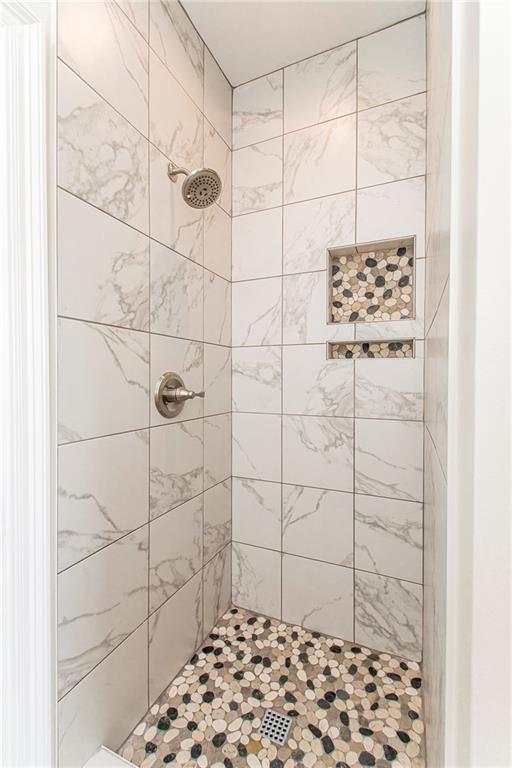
left=167, top=163, right=222, bottom=209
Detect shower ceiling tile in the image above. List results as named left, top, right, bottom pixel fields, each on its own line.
left=232, top=543, right=281, bottom=619
left=149, top=420, right=203, bottom=520
left=355, top=356, right=424, bottom=420
left=282, top=271, right=354, bottom=345
left=232, top=477, right=282, bottom=551
left=232, top=137, right=283, bottom=215
left=204, top=49, right=232, bottom=148
left=150, top=241, right=203, bottom=341
left=150, top=334, right=203, bottom=426
left=204, top=271, right=231, bottom=346
left=204, top=413, right=232, bottom=490
left=232, top=277, right=282, bottom=347
left=232, top=413, right=281, bottom=483
left=204, top=344, right=231, bottom=417
left=232, top=346, right=282, bottom=414
left=232, top=208, right=283, bottom=281
left=233, top=71, right=283, bottom=149
left=284, top=41, right=356, bottom=133
left=204, top=121, right=231, bottom=215
left=204, top=204, right=231, bottom=281
left=203, top=544, right=232, bottom=631
left=203, top=480, right=231, bottom=562
left=282, top=344, right=354, bottom=417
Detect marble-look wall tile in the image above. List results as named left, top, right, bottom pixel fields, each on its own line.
left=284, top=115, right=356, bottom=205
left=282, top=344, right=353, bottom=417
left=115, top=0, right=149, bottom=40
left=282, top=555, right=353, bottom=640
left=203, top=480, right=231, bottom=562
left=149, top=571, right=203, bottom=703
left=149, top=0, right=204, bottom=109
left=150, top=420, right=203, bottom=520
left=58, top=624, right=147, bottom=768
left=233, top=71, right=283, bottom=149
left=149, top=495, right=203, bottom=613
left=58, top=527, right=148, bottom=698
left=204, top=49, right=232, bottom=147
left=283, top=415, right=353, bottom=492
left=232, top=477, right=281, bottom=551
left=283, top=192, right=355, bottom=274
left=58, top=61, right=149, bottom=234
left=58, top=1, right=148, bottom=136
left=149, top=145, right=203, bottom=264
left=355, top=357, right=424, bottom=421
left=58, top=318, right=149, bottom=443
left=232, top=542, right=281, bottom=619
left=358, top=94, right=426, bottom=188
left=355, top=570, right=423, bottom=661
left=203, top=544, right=231, bottom=632
left=284, top=41, right=356, bottom=133
left=425, top=283, right=449, bottom=471
left=58, top=189, right=149, bottom=331
left=204, top=271, right=231, bottom=346
left=204, top=413, right=231, bottom=490
left=149, top=51, right=203, bottom=171
left=355, top=419, right=423, bottom=502
left=232, top=413, right=281, bottom=483
left=232, top=208, right=283, bottom=281
left=150, top=241, right=203, bottom=341
left=232, top=138, right=282, bottom=215
left=355, top=495, right=423, bottom=583
left=150, top=334, right=203, bottom=426
left=282, top=271, right=355, bottom=344
left=232, top=278, right=282, bottom=347
left=204, top=204, right=231, bottom=281
left=204, top=344, right=231, bottom=417
left=205, top=121, right=231, bottom=215
left=58, top=430, right=149, bottom=571
left=232, top=346, right=282, bottom=414
left=282, top=485, right=353, bottom=567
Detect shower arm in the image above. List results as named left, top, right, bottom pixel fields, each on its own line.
left=167, top=163, right=189, bottom=183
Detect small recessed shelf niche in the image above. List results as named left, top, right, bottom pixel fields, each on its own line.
left=328, top=236, right=415, bottom=324
left=327, top=339, right=415, bottom=360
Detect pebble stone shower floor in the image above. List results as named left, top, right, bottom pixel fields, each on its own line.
left=120, top=607, right=425, bottom=768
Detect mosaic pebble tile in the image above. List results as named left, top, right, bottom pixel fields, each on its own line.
left=120, top=606, right=425, bottom=768
left=328, top=340, right=414, bottom=360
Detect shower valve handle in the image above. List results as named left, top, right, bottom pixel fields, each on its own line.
left=164, top=386, right=205, bottom=403
left=154, top=372, right=204, bottom=419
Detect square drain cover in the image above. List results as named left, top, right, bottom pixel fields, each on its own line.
left=259, top=709, right=292, bottom=746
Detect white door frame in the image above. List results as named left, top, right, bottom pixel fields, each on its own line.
left=0, top=2, right=57, bottom=766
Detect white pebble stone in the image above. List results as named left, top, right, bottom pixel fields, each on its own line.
left=213, top=719, right=226, bottom=732
left=247, top=755, right=261, bottom=768
left=197, top=757, right=208, bottom=768
left=134, top=722, right=146, bottom=736
left=144, top=726, right=157, bottom=742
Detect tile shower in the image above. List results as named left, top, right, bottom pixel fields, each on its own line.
left=53, top=2, right=445, bottom=766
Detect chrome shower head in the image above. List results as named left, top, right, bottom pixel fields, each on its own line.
left=167, top=163, right=222, bottom=209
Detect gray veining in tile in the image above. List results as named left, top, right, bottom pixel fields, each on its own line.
left=150, top=419, right=203, bottom=520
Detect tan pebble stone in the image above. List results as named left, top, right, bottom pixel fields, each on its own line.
left=346, top=750, right=358, bottom=765
left=247, top=741, right=261, bottom=756
left=176, top=752, right=190, bottom=765
left=303, top=753, right=317, bottom=767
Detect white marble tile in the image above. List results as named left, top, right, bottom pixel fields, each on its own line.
left=58, top=430, right=149, bottom=572
left=425, top=283, right=449, bottom=471
left=355, top=418, right=423, bottom=502
left=204, top=270, right=231, bottom=346
left=204, top=49, right=232, bottom=147
left=357, top=176, right=426, bottom=259
left=284, top=41, right=356, bottom=133
left=232, top=413, right=281, bottom=483
left=282, top=271, right=355, bottom=344
left=283, top=344, right=353, bottom=417
left=284, top=115, right=356, bottom=205
left=149, top=571, right=202, bottom=703
left=355, top=357, right=424, bottom=420
left=205, top=121, right=231, bottom=215
left=204, top=413, right=231, bottom=490
left=150, top=334, right=203, bottom=426
left=58, top=61, right=149, bottom=234
left=58, top=527, right=148, bottom=698
left=232, top=543, right=281, bottom=619
left=232, top=208, right=283, bottom=281
left=58, top=189, right=149, bottom=331
left=203, top=544, right=231, bottom=632
left=58, top=625, right=147, bottom=768
left=204, top=480, right=231, bottom=562
left=149, top=495, right=203, bottom=613
left=355, top=494, right=422, bottom=584
left=115, top=0, right=148, bottom=39
left=58, top=1, right=148, bottom=135
left=204, top=203, right=231, bottom=281
left=358, top=15, right=426, bottom=110
left=232, top=346, right=281, bottom=414
left=150, top=241, right=203, bottom=341
left=283, top=415, right=353, bottom=492
left=149, top=144, right=203, bottom=264
left=232, top=138, right=282, bottom=215
left=232, top=477, right=281, bottom=551
left=282, top=555, right=353, bottom=639
left=204, top=344, right=231, bottom=417
left=355, top=570, right=423, bottom=661
left=232, top=277, right=282, bottom=347
left=233, top=71, right=283, bottom=149
left=149, top=50, right=203, bottom=171
left=283, top=192, right=355, bottom=274
left=358, top=94, right=426, bottom=188
left=149, top=0, right=204, bottom=109
left=283, top=484, right=353, bottom=567
left=150, top=419, right=203, bottom=519
left=58, top=318, right=149, bottom=444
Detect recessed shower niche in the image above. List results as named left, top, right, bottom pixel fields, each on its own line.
left=329, top=236, right=415, bottom=324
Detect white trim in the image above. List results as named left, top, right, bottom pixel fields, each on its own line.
left=0, top=2, right=57, bottom=766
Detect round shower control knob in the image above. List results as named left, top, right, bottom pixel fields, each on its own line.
left=154, top=372, right=204, bottom=419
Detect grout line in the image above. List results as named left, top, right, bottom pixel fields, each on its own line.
left=232, top=410, right=424, bottom=424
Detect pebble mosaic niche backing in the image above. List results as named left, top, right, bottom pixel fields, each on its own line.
left=328, top=340, right=415, bottom=360
left=329, top=238, right=415, bottom=324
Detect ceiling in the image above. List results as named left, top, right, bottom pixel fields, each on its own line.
left=182, top=0, right=426, bottom=86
